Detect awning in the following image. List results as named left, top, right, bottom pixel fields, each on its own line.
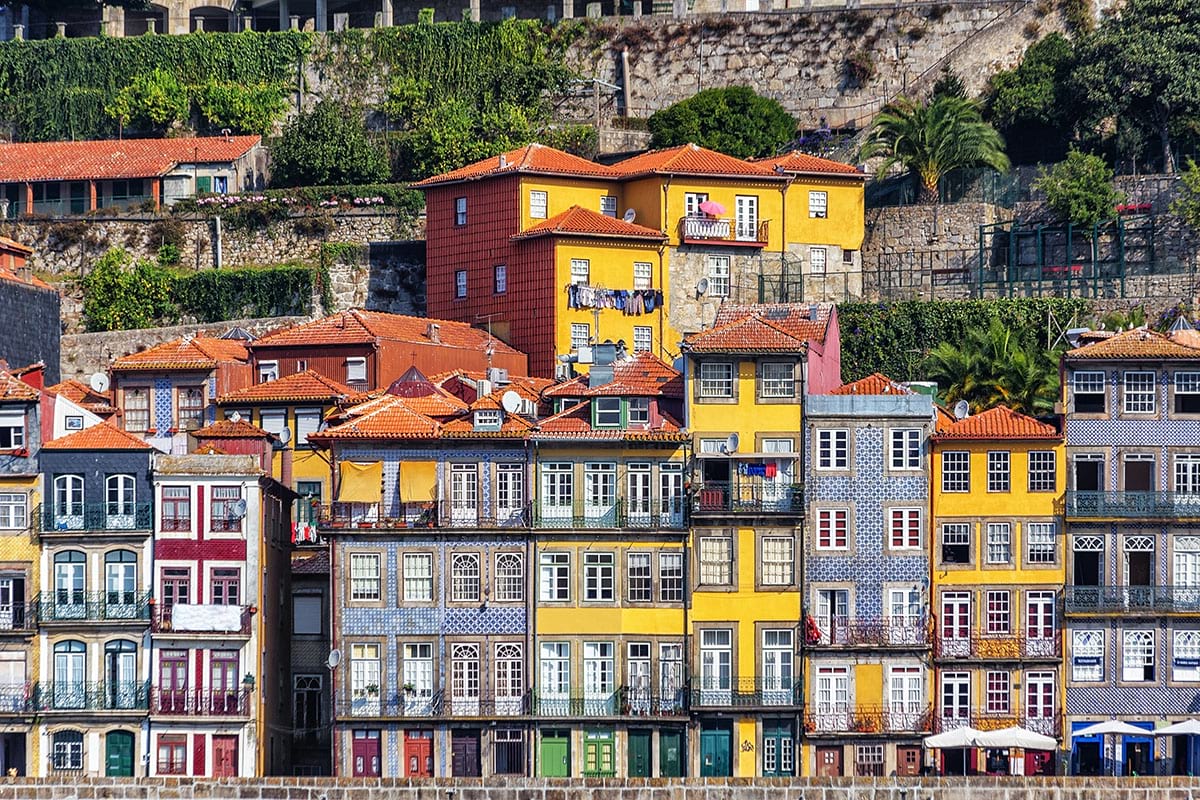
left=1154, top=719, right=1200, bottom=736
left=974, top=725, right=1057, bottom=750
left=399, top=461, right=437, bottom=502
left=924, top=727, right=982, bottom=749
left=336, top=461, right=382, bottom=503
left=1072, top=720, right=1151, bottom=739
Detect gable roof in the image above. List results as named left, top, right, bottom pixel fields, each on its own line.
left=412, top=143, right=618, bottom=188
left=218, top=369, right=357, bottom=404
left=611, top=143, right=783, bottom=180
left=309, top=396, right=443, bottom=441
left=830, top=373, right=912, bottom=396
left=192, top=418, right=271, bottom=439
left=533, top=400, right=688, bottom=442
left=512, top=205, right=666, bottom=242
left=42, top=422, right=153, bottom=451
left=46, top=379, right=116, bottom=413
left=112, top=336, right=249, bottom=371
left=683, top=303, right=832, bottom=353
left=752, top=151, right=865, bottom=178
left=544, top=352, right=684, bottom=398
left=0, top=264, right=52, bottom=290
left=932, top=405, right=1060, bottom=441
left=0, top=135, right=260, bottom=183
left=0, top=236, right=33, bottom=255
left=0, top=370, right=39, bottom=401
left=250, top=310, right=521, bottom=356
left=1067, top=327, right=1200, bottom=360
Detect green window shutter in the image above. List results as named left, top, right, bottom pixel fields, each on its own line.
left=196, top=176, right=212, bottom=194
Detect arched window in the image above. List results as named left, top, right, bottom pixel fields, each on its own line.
left=104, top=551, right=137, bottom=611
left=52, top=475, right=83, bottom=530
left=52, top=551, right=85, bottom=617
left=52, top=641, right=85, bottom=710
left=51, top=729, right=83, bottom=770
left=105, top=640, right=138, bottom=710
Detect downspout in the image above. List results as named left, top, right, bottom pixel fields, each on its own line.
left=657, top=242, right=667, bottom=361
left=781, top=176, right=795, bottom=302
left=798, top=347, right=808, bottom=771
left=328, top=445, right=340, bottom=778
left=144, top=464, right=156, bottom=777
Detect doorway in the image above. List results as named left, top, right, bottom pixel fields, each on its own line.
left=761, top=720, right=794, bottom=777
left=628, top=730, right=651, bottom=777
left=351, top=730, right=380, bottom=777
left=0, top=733, right=23, bottom=776
left=1125, top=738, right=1153, bottom=776
left=105, top=731, right=135, bottom=777
left=699, top=723, right=731, bottom=777
left=539, top=730, right=570, bottom=777
left=659, top=730, right=684, bottom=777
left=1124, top=458, right=1154, bottom=491
left=404, top=730, right=433, bottom=777
left=451, top=730, right=480, bottom=777
left=213, top=735, right=238, bottom=777
left=815, top=745, right=843, bottom=777
left=897, top=745, right=921, bottom=776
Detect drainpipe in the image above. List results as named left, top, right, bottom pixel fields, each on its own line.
left=798, top=350, right=808, bottom=772
left=329, top=446, right=340, bottom=778
left=144, top=466, right=156, bottom=777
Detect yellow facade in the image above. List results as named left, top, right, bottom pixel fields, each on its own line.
left=518, top=176, right=618, bottom=231
left=687, top=357, right=805, bottom=445
left=0, top=473, right=40, bottom=773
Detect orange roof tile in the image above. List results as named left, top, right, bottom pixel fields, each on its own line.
left=752, top=151, right=865, bottom=177
left=545, top=352, right=683, bottom=398
left=0, top=370, right=39, bottom=401
left=432, top=370, right=553, bottom=406
left=684, top=303, right=832, bottom=353
left=412, top=143, right=618, bottom=188
left=193, top=443, right=229, bottom=455
left=112, top=336, right=249, bottom=372
left=441, top=410, right=536, bottom=438
left=932, top=405, right=1060, bottom=441
left=46, top=379, right=116, bottom=412
left=250, top=310, right=522, bottom=357
left=0, top=236, right=33, bottom=255
left=0, top=265, right=52, bottom=290
left=0, top=135, right=260, bottom=183
left=42, top=422, right=153, bottom=450
left=830, top=373, right=912, bottom=396
left=193, top=418, right=271, bottom=439
left=218, top=369, right=357, bottom=404
left=309, top=397, right=442, bottom=441
left=533, top=401, right=688, bottom=442
left=612, top=143, right=784, bottom=180
left=1067, top=327, right=1200, bottom=360
left=513, top=206, right=665, bottom=242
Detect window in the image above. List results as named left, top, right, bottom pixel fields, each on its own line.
left=817, top=429, right=849, bottom=469
left=760, top=362, right=795, bottom=398
left=211, top=568, right=239, bottom=605
left=987, top=451, right=1010, bottom=492
left=529, top=190, right=547, bottom=219
left=985, top=590, right=1010, bottom=635
left=890, top=429, right=921, bottom=470
left=295, top=408, right=321, bottom=446
left=177, top=386, right=205, bottom=430
left=941, top=523, right=970, bottom=564
left=349, top=554, right=380, bottom=602
left=540, top=642, right=570, bottom=699
left=294, top=675, right=323, bottom=736
left=698, top=536, right=733, bottom=585
left=593, top=397, right=621, bottom=427
left=403, top=553, right=433, bottom=602
left=54, top=475, right=83, bottom=526
left=258, top=409, right=287, bottom=440
left=684, top=192, right=709, bottom=217
left=1028, top=451, right=1056, bottom=492
left=986, top=523, right=1011, bottom=564
left=0, top=493, right=27, bottom=529
left=210, top=486, right=242, bottom=533
left=540, top=462, right=572, bottom=519
left=1020, top=521, right=1056, bottom=564
left=1124, top=371, right=1156, bottom=413
left=570, top=323, right=590, bottom=351
left=157, top=736, right=187, bottom=774
left=816, top=509, right=849, bottom=550
left=761, top=536, right=793, bottom=585
left=349, top=643, right=380, bottom=711
left=1174, top=630, right=1200, bottom=681
left=451, top=552, right=480, bottom=602
left=762, top=629, right=793, bottom=692
left=843, top=249, right=856, bottom=264
left=633, top=262, right=652, bottom=289
left=1123, top=629, right=1155, bottom=681
left=403, top=643, right=434, bottom=707
left=64, top=416, right=83, bottom=431
left=627, top=553, right=651, bottom=602
left=1072, top=630, right=1104, bottom=682
left=985, top=671, right=1010, bottom=714
left=633, top=326, right=652, bottom=353
left=296, top=360, right=307, bottom=372
left=52, top=730, right=83, bottom=771
left=707, top=255, right=730, bottom=297
left=493, top=264, right=507, bottom=294
left=628, top=397, right=649, bottom=425
left=942, top=451, right=970, bottom=492
left=809, top=190, right=828, bottom=218
left=161, top=567, right=190, bottom=607
left=539, top=552, right=570, bottom=601
left=810, top=247, right=827, bottom=276
left=473, top=409, right=502, bottom=431
left=698, top=362, right=734, bottom=398
left=889, top=508, right=921, bottom=549
left=570, top=259, right=590, bottom=285
left=1177, top=455, right=1200, bottom=495
left=1176, top=372, right=1200, bottom=413
left=455, top=269, right=467, bottom=298
left=600, top=195, right=617, bottom=217
left=1073, top=370, right=1106, bottom=413
left=495, top=643, right=524, bottom=715
left=584, top=553, right=615, bottom=601
left=659, top=551, right=683, bottom=602
left=496, top=464, right=525, bottom=518
left=293, top=595, right=322, bottom=635
left=699, top=629, right=732, bottom=691
left=257, top=361, right=278, bottom=383
left=494, top=553, right=524, bottom=602
left=855, top=745, right=884, bottom=778
left=455, top=197, right=467, bottom=225
left=123, top=387, right=150, bottom=432
left=734, top=195, right=758, bottom=240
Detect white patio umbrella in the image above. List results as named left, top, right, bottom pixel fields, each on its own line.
left=975, top=725, right=1057, bottom=750
left=1072, top=720, right=1151, bottom=738
left=1153, top=719, right=1200, bottom=736
left=924, top=726, right=983, bottom=748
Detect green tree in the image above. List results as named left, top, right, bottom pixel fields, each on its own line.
left=931, top=66, right=967, bottom=101
left=985, top=33, right=1079, bottom=164
left=1034, top=149, right=1123, bottom=226
left=81, top=248, right=175, bottom=332
left=105, top=68, right=189, bottom=135
left=924, top=318, right=1059, bottom=415
left=646, top=87, right=796, bottom=159
left=270, top=100, right=389, bottom=188
left=1171, top=159, right=1200, bottom=232
left=194, top=81, right=288, bottom=136
left=859, top=94, right=1010, bottom=204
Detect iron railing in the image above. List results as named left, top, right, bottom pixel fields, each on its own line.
left=934, top=711, right=1062, bottom=738
left=691, top=482, right=804, bottom=514
left=36, top=680, right=150, bottom=711
left=151, top=688, right=251, bottom=716
left=934, top=630, right=1062, bottom=659
left=804, top=705, right=933, bottom=735
left=1065, top=490, right=1200, bottom=518
left=679, top=216, right=770, bottom=245
left=689, top=677, right=801, bottom=708
left=337, top=690, right=531, bottom=719
left=807, top=616, right=929, bottom=648
left=1064, top=585, right=1200, bottom=614
left=0, top=603, right=36, bottom=632
left=319, top=501, right=440, bottom=529
left=0, top=683, right=35, bottom=714
left=533, top=687, right=688, bottom=717
left=534, top=498, right=687, bottom=530
left=36, top=503, right=153, bottom=533
left=36, top=591, right=151, bottom=622
left=151, top=603, right=253, bottom=635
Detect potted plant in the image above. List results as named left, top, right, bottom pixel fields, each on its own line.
left=402, top=682, right=416, bottom=694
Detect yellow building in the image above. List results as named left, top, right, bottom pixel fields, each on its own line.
left=930, top=405, right=1065, bottom=776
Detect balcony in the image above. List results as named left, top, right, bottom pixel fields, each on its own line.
left=534, top=686, right=688, bottom=717
left=934, top=631, right=1062, bottom=660
left=152, top=688, right=251, bottom=717
left=692, top=482, right=803, bottom=515
left=1065, top=490, right=1200, bottom=519
left=807, top=616, right=929, bottom=648
left=36, top=680, right=150, bottom=712
left=804, top=705, right=933, bottom=736
left=36, top=503, right=153, bottom=534
left=679, top=216, right=769, bottom=247
left=0, top=603, right=36, bottom=633
left=934, top=711, right=1062, bottom=738
left=337, top=690, right=531, bottom=719
left=151, top=603, right=253, bottom=635
left=690, top=677, right=800, bottom=709
left=1064, top=585, right=1200, bottom=614
left=534, top=498, right=687, bottom=530
left=0, top=683, right=35, bottom=714
left=319, top=501, right=531, bottom=531
left=36, top=591, right=151, bottom=623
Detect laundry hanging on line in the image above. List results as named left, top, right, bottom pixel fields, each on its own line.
left=565, top=284, right=663, bottom=315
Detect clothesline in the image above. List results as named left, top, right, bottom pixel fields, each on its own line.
left=565, top=284, right=664, bottom=315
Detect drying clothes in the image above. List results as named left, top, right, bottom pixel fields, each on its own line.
left=565, top=285, right=664, bottom=316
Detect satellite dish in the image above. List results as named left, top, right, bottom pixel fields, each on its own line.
left=622, top=208, right=636, bottom=223
left=277, top=427, right=292, bottom=445
left=501, top=390, right=523, bottom=414
left=231, top=499, right=248, bottom=519
left=953, top=400, right=970, bottom=420
left=722, top=432, right=739, bottom=454
left=89, top=372, right=110, bottom=394
left=696, top=278, right=709, bottom=296
left=230, top=411, right=242, bottom=424
left=326, top=649, right=342, bottom=670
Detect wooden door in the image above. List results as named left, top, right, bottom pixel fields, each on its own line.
left=212, top=735, right=238, bottom=777
left=659, top=730, right=683, bottom=777
left=352, top=730, right=380, bottom=777
left=815, top=745, right=843, bottom=777
left=539, top=731, right=570, bottom=777
left=627, top=730, right=651, bottom=777
left=896, top=745, right=921, bottom=776
left=699, top=725, right=730, bottom=777
left=404, top=731, right=433, bottom=777
left=105, top=731, right=134, bottom=777
left=451, top=730, right=480, bottom=777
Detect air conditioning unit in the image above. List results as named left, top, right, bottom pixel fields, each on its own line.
left=577, top=346, right=594, bottom=364
left=555, top=363, right=573, bottom=380
left=487, top=367, right=510, bottom=385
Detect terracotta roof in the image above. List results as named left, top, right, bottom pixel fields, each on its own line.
left=544, top=352, right=684, bottom=398
left=193, top=443, right=228, bottom=455
left=250, top=310, right=522, bottom=357
left=0, top=370, right=39, bottom=401
left=0, top=135, right=260, bottom=183
left=441, top=410, right=536, bottom=438
left=513, top=206, right=665, bottom=241
left=42, top=422, right=153, bottom=450
left=218, top=369, right=357, bottom=404
left=752, top=151, right=865, bottom=177
left=533, top=401, right=688, bottom=442
left=46, top=379, right=116, bottom=413
left=192, top=418, right=271, bottom=439
left=830, top=373, right=912, bottom=396
left=684, top=303, right=832, bottom=353
left=934, top=405, right=957, bottom=434
left=112, top=336, right=249, bottom=371
left=309, top=397, right=442, bottom=441
left=432, top=370, right=553, bottom=406
left=1067, top=327, right=1200, bottom=360
left=933, top=405, right=1060, bottom=441
left=0, top=236, right=33, bottom=255
left=612, top=143, right=783, bottom=180
left=0, top=265, right=52, bottom=290
left=412, top=143, right=618, bottom=188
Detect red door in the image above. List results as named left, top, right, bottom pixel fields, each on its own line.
left=212, top=735, right=238, bottom=777
left=353, top=730, right=381, bottom=777
left=159, top=651, right=188, bottom=714
left=405, top=730, right=434, bottom=777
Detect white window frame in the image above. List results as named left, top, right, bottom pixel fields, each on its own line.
left=0, top=493, right=27, bottom=530
left=1123, top=629, right=1155, bottom=681
left=1174, top=630, right=1200, bottom=681
left=810, top=247, right=827, bottom=276
left=942, top=451, right=970, bottom=492
left=583, top=552, right=615, bottom=602
left=816, top=429, right=849, bottom=470
left=450, top=552, right=480, bottom=603
left=760, top=362, right=796, bottom=399
left=986, top=523, right=1011, bottom=565
left=570, top=323, right=590, bottom=351
left=1123, top=371, right=1157, bottom=414
left=455, top=196, right=467, bottom=225
left=890, top=428, right=921, bottom=470
left=987, top=451, right=1010, bottom=492
left=698, top=362, right=734, bottom=398
left=761, top=536, right=794, bottom=586
left=1029, top=450, right=1057, bottom=492
left=402, top=552, right=434, bottom=603
left=494, top=264, right=507, bottom=294
left=349, top=553, right=380, bottom=602
left=816, top=508, right=849, bottom=550
left=600, top=195, right=618, bottom=218
left=539, top=552, right=570, bottom=601
left=698, top=536, right=733, bottom=586
left=494, top=552, right=524, bottom=602
left=1072, top=630, right=1104, bottom=682
left=455, top=269, right=468, bottom=299
left=633, top=261, right=653, bottom=289
left=632, top=326, right=652, bottom=353
left=529, top=190, right=548, bottom=219
left=1026, top=522, right=1056, bottom=564
left=707, top=255, right=730, bottom=298
left=1073, top=370, right=1106, bottom=413
left=570, top=259, right=590, bottom=285
left=889, top=507, right=922, bottom=550
left=808, top=190, right=828, bottom=219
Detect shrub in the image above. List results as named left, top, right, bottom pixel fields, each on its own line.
left=646, top=86, right=795, bottom=159
left=270, top=100, right=390, bottom=188
left=1035, top=149, right=1123, bottom=226
left=106, top=68, right=190, bottom=135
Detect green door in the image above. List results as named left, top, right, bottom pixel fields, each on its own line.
left=105, top=731, right=134, bottom=777
left=762, top=720, right=794, bottom=777
left=628, top=730, right=651, bottom=777
left=700, top=724, right=731, bottom=777
left=660, top=730, right=684, bottom=777
left=583, top=730, right=615, bottom=777
left=540, top=730, right=570, bottom=777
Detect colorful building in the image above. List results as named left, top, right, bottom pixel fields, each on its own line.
left=802, top=373, right=935, bottom=778
left=931, top=405, right=1065, bottom=776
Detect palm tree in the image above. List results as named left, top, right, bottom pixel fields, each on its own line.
left=923, top=319, right=1059, bottom=415
left=859, top=94, right=1011, bottom=203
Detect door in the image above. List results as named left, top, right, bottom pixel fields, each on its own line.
left=887, top=667, right=923, bottom=731
left=158, top=650, right=188, bottom=713
left=53, top=551, right=85, bottom=619
left=816, top=589, right=849, bottom=644
left=582, top=730, right=615, bottom=777
left=540, top=731, right=570, bottom=777
left=212, top=735, right=238, bottom=777
left=0, top=578, right=23, bottom=630
left=659, top=465, right=683, bottom=526
left=813, top=666, right=850, bottom=731
left=105, top=731, right=134, bottom=777
left=627, top=465, right=652, bottom=527
left=1025, top=749, right=1054, bottom=776
left=761, top=720, right=794, bottom=777
left=940, top=592, right=971, bottom=656
left=941, top=672, right=970, bottom=729
left=627, top=644, right=650, bottom=713
left=888, top=588, right=922, bottom=645
left=211, top=653, right=240, bottom=714
left=699, top=724, right=730, bottom=777
left=628, top=730, right=651, bottom=777
left=105, top=640, right=138, bottom=709
left=1025, top=672, right=1056, bottom=735
left=351, top=730, right=380, bottom=777
left=450, top=465, right=478, bottom=525
left=106, top=474, right=136, bottom=529
left=734, top=195, right=758, bottom=241
left=104, top=551, right=137, bottom=618
left=451, top=730, right=481, bottom=777
left=53, top=641, right=85, bottom=709
left=659, top=730, right=683, bottom=777
left=404, top=730, right=433, bottom=777
left=897, top=745, right=921, bottom=777
left=815, top=745, right=843, bottom=777
left=1025, top=592, right=1056, bottom=657
left=1125, top=738, right=1152, bottom=776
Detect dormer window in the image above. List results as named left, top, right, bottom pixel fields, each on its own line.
left=593, top=397, right=622, bottom=428
left=0, top=411, right=24, bottom=449
left=628, top=398, right=649, bottom=425
left=474, top=409, right=502, bottom=431
left=346, top=357, right=367, bottom=386
left=258, top=361, right=279, bottom=384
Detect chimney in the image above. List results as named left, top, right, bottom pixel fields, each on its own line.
left=809, top=305, right=819, bottom=322
left=498, top=154, right=508, bottom=168
left=426, top=322, right=441, bottom=344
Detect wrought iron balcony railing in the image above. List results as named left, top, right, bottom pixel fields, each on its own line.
left=1065, top=490, right=1200, bottom=518
left=804, top=704, right=933, bottom=735
left=806, top=616, right=929, bottom=648
left=690, top=677, right=800, bottom=708
left=534, top=498, right=686, bottom=530
left=337, top=690, right=531, bottom=719
left=36, top=591, right=151, bottom=622
left=36, top=503, right=153, bottom=533
left=151, top=603, right=253, bottom=635
left=0, top=603, right=36, bottom=632
left=679, top=216, right=770, bottom=245
left=934, top=710, right=1062, bottom=738
left=533, top=687, right=688, bottom=717
left=691, top=482, right=804, bottom=515
left=152, top=688, right=251, bottom=717
left=0, top=683, right=35, bottom=714
left=934, top=630, right=1062, bottom=660
left=36, top=680, right=150, bottom=711
left=1064, top=585, right=1200, bottom=614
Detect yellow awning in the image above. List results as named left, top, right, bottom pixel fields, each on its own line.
left=336, top=461, right=382, bottom=503
left=399, top=461, right=437, bottom=503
